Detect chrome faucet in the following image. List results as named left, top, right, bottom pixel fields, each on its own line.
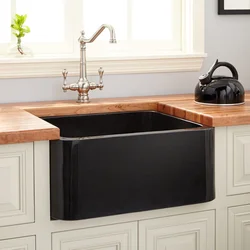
left=62, top=24, right=117, bottom=103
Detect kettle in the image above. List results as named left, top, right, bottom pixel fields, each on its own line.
left=195, top=60, right=245, bottom=105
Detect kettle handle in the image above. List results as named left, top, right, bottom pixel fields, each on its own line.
left=199, top=59, right=239, bottom=85
left=211, top=61, right=239, bottom=80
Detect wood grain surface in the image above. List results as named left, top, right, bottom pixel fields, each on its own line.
left=0, top=107, right=59, bottom=144
left=1, top=92, right=250, bottom=145
left=16, top=95, right=191, bottom=117
left=158, top=95, right=250, bottom=127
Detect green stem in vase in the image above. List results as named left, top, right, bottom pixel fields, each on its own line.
left=17, top=37, right=24, bottom=55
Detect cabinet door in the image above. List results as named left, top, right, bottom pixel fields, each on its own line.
left=228, top=205, right=250, bottom=250
left=227, top=125, right=250, bottom=195
left=139, top=210, right=215, bottom=250
left=52, top=222, right=137, bottom=250
left=0, top=143, right=34, bottom=227
left=0, top=236, right=35, bottom=250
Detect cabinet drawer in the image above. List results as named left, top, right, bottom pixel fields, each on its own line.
left=52, top=222, right=137, bottom=250
left=0, top=143, right=34, bottom=227
left=228, top=205, right=250, bottom=250
left=0, top=236, right=35, bottom=250
left=227, top=126, right=250, bottom=195
left=139, top=210, right=215, bottom=250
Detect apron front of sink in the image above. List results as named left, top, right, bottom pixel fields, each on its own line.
left=45, top=112, right=215, bottom=220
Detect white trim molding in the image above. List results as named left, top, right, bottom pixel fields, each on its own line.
left=0, top=54, right=206, bottom=79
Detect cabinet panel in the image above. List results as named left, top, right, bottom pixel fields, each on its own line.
left=0, top=236, right=35, bottom=250
left=52, top=222, right=137, bottom=250
left=139, top=210, right=215, bottom=250
left=228, top=205, right=250, bottom=250
left=227, top=126, right=250, bottom=195
left=0, top=143, right=34, bottom=227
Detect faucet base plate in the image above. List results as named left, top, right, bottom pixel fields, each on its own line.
left=77, top=94, right=90, bottom=103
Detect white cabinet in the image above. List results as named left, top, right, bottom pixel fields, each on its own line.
left=52, top=222, right=137, bottom=250
left=0, top=236, right=35, bottom=250
left=228, top=205, right=250, bottom=250
left=0, top=143, right=34, bottom=227
left=52, top=211, right=215, bottom=250
left=139, top=210, right=215, bottom=250
left=227, top=126, right=250, bottom=195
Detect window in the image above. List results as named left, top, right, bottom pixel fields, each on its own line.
left=83, top=0, right=182, bottom=58
left=0, top=0, right=205, bottom=78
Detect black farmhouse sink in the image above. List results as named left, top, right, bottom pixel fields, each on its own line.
left=43, top=111, right=215, bottom=220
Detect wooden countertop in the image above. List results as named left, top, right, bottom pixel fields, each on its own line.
left=1, top=92, right=250, bottom=145
left=16, top=95, right=194, bottom=117
left=158, top=98, right=250, bottom=127
left=0, top=107, right=59, bottom=144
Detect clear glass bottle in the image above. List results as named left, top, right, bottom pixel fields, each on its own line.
left=7, top=38, right=33, bottom=57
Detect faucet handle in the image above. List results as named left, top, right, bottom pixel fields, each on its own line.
left=62, top=69, right=68, bottom=79
left=98, top=67, right=104, bottom=89
left=98, top=67, right=104, bottom=78
left=62, top=69, right=68, bottom=92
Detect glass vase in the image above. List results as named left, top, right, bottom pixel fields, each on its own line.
left=7, top=39, right=33, bottom=57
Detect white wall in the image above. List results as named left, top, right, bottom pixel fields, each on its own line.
left=1, top=0, right=250, bottom=103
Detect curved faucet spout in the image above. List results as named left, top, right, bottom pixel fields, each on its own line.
left=63, top=24, right=116, bottom=103
left=80, top=24, right=117, bottom=44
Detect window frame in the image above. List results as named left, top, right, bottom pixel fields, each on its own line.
left=0, top=0, right=206, bottom=78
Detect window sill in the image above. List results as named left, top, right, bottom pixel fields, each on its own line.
left=0, top=53, right=207, bottom=78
